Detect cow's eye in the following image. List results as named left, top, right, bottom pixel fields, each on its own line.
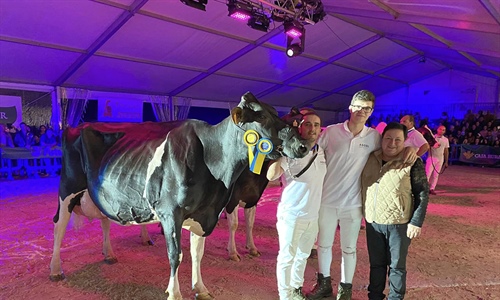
left=256, top=114, right=266, bottom=121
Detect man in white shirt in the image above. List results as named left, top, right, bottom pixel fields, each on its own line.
left=267, top=111, right=327, bottom=300
left=425, top=125, right=449, bottom=195
left=307, top=90, right=380, bottom=300
left=400, top=115, right=429, bottom=157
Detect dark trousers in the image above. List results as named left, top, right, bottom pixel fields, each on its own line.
left=366, top=221, right=411, bottom=300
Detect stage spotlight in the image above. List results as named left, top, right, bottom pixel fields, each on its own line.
left=285, top=30, right=305, bottom=57
left=286, top=43, right=302, bottom=57
left=248, top=12, right=270, bottom=32
left=180, top=0, right=208, bottom=11
left=227, top=0, right=253, bottom=21
left=284, top=20, right=304, bottom=38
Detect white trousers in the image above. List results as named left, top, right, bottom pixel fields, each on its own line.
left=426, top=156, right=443, bottom=190
left=276, top=216, right=319, bottom=300
left=317, top=206, right=362, bottom=284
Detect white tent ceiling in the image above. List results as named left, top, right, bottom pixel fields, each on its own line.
left=1, top=0, right=499, bottom=111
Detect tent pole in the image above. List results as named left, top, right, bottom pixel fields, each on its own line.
left=51, top=86, right=62, bottom=134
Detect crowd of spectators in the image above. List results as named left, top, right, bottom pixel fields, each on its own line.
left=1, top=122, right=63, bottom=178
left=370, top=109, right=500, bottom=149
left=0, top=122, right=61, bottom=149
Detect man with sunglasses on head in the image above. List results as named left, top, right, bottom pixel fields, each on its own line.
left=307, top=90, right=416, bottom=300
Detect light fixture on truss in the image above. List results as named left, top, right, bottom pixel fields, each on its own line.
left=284, top=19, right=304, bottom=38
left=227, top=0, right=253, bottom=21
left=247, top=11, right=270, bottom=32
left=286, top=27, right=305, bottom=57
left=180, top=0, right=208, bottom=11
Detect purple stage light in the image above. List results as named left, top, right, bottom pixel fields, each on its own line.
left=230, top=10, right=252, bottom=21
left=285, top=28, right=302, bottom=38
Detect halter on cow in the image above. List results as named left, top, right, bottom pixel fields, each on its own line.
left=49, top=92, right=308, bottom=300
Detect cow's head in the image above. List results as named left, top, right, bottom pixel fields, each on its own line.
left=231, top=92, right=308, bottom=160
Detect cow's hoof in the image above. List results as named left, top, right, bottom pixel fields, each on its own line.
left=228, top=253, right=241, bottom=262
left=104, top=257, right=118, bottom=264
left=248, top=249, right=261, bottom=257
left=142, top=240, right=154, bottom=246
left=49, top=273, right=65, bottom=282
left=195, top=292, right=215, bottom=300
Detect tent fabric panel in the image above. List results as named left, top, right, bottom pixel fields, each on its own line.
left=381, top=59, right=446, bottom=83
left=176, top=74, right=276, bottom=102
left=425, top=25, right=500, bottom=54
left=64, top=56, right=201, bottom=95
left=0, top=0, right=123, bottom=50
left=218, top=47, right=320, bottom=83
left=382, top=0, right=499, bottom=25
left=469, top=54, right=500, bottom=72
left=291, top=64, right=367, bottom=91
left=0, top=42, right=81, bottom=85
left=98, top=14, right=249, bottom=69
left=339, top=76, right=407, bottom=98
left=259, top=86, right=327, bottom=107
left=312, top=93, right=353, bottom=113
left=324, top=0, right=388, bottom=13
left=335, top=38, right=417, bottom=73
left=342, top=15, right=433, bottom=41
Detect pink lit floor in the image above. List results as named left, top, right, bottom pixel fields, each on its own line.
left=0, top=165, right=499, bottom=300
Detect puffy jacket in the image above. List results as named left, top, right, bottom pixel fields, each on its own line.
left=361, top=149, right=429, bottom=227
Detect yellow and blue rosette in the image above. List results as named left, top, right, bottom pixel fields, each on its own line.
left=243, top=130, right=273, bottom=175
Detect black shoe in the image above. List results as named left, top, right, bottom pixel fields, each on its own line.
left=306, top=273, right=333, bottom=300
left=336, top=282, right=352, bottom=300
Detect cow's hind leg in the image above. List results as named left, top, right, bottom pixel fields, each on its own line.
left=100, top=218, right=117, bottom=264
left=140, top=224, right=154, bottom=245
left=226, top=208, right=241, bottom=261
left=191, top=233, right=214, bottom=300
left=244, top=206, right=260, bottom=257
left=163, top=215, right=183, bottom=300
left=49, top=196, right=74, bottom=281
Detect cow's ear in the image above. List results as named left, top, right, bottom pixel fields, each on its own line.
left=241, top=92, right=258, bottom=105
left=231, top=107, right=243, bottom=124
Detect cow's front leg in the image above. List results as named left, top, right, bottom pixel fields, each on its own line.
left=244, top=206, right=260, bottom=257
left=140, top=224, right=154, bottom=245
left=191, top=233, right=214, bottom=300
left=163, top=216, right=183, bottom=300
left=226, top=208, right=241, bottom=261
left=49, top=196, right=72, bottom=281
left=100, top=218, right=117, bottom=264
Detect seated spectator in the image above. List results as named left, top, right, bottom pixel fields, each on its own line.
left=31, top=134, right=41, bottom=147
left=479, top=125, right=489, bottom=139
left=492, top=127, right=499, bottom=141
left=0, top=123, right=15, bottom=148
left=40, top=128, right=58, bottom=148
left=14, top=122, right=32, bottom=148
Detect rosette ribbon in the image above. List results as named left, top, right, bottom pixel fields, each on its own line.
left=243, top=130, right=273, bottom=175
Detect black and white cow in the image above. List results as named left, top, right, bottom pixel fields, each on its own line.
left=49, top=92, right=307, bottom=300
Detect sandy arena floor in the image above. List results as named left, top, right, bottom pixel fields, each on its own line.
left=0, top=164, right=499, bottom=300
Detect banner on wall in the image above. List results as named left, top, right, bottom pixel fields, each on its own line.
left=98, top=98, right=143, bottom=122
left=459, top=145, right=500, bottom=166
left=0, top=95, right=22, bottom=128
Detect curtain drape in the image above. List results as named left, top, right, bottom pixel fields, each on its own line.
left=149, top=95, right=192, bottom=122
left=60, top=88, right=89, bottom=128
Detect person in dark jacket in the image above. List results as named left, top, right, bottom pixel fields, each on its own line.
left=361, top=122, right=429, bottom=300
